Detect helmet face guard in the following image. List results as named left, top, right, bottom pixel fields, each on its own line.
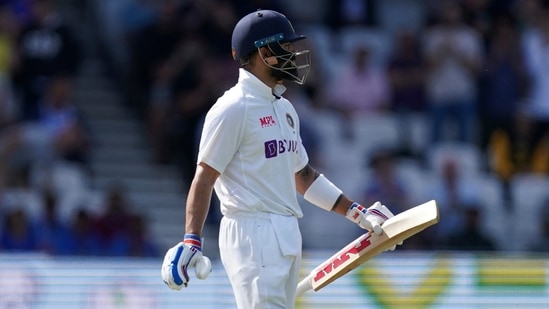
left=231, top=10, right=311, bottom=84
left=255, top=33, right=311, bottom=84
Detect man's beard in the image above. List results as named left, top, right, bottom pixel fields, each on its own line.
left=270, top=59, right=298, bottom=82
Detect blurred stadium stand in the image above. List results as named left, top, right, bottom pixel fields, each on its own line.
left=73, top=58, right=188, bottom=253
left=2, top=0, right=549, bottom=260
left=2, top=1, right=549, bottom=307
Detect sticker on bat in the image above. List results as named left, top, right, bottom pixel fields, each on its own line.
left=313, top=233, right=372, bottom=282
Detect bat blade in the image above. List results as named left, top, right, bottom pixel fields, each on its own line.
left=297, top=200, right=439, bottom=296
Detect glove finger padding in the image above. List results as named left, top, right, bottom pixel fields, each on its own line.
left=367, top=219, right=383, bottom=235
left=364, top=203, right=394, bottom=233
left=346, top=202, right=404, bottom=251
left=346, top=202, right=393, bottom=234
left=161, top=242, right=200, bottom=290
left=374, top=205, right=403, bottom=246
left=161, top=246, right=183, bottom=290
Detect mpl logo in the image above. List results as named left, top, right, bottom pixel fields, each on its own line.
left=264, top=139, right=299, bottom=158
left=259, top=115, right=276, bottom=128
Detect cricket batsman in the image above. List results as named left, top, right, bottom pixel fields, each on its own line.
left=161, top=9, right=399, bottom=308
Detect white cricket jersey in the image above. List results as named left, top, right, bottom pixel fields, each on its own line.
left=198, top=69, right=309, bottom=217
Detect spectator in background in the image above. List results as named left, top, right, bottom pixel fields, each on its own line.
left=2, top=0, right=33, bottom=25
left=86, top=182, right=159, bottom=257
left=522, top=0, right=549, bottom=157
left=325, top=0, right=377, bottom=30
left=163, top=2, right=239, bottom=186
left=95, top=183, right=135, bottom=256
left=66, top=208, right=101, bottom=256
left=168, top=47, right=222, bottom=186
left=36, top=75, right=90, bottom=167
left=13, top=0, right=82, bottom=121
left=362, top=149, right=411, bottom=215
left=361, top=148, right=437, bottom=250
left=0, top=161, right=42, bottom=216
left=515, top=0, right=544, bottom=30
left=488, top=108, right=549, bottom=192
left=199, top=0, right=239, bottom=90
left=128, top=0, right=205, bottom=182
left=461, top=0, right=503, bottom=48
left=326, top=43, right=390, bottom=139
left=479, top=11, right=530, bottom=150
left=443, top=201, right=496, bottom=251
left=124, top=213, right=158, bottom=257
left=128, top=0, right=183, bottom=115
left=128, top=1, right=274, bottom=187
left=2, top=75, right=90, bottom=172
left=422, top=0, right=483, bottom=144
left=200, top=0, right=237, bottom=56
left=0, top=207, right=37, bottom=251
left=34, top=189, right=72, bottom=255
left=387, top=30, right=427, bottom=156
left=427, top=156, right=479, bottom=246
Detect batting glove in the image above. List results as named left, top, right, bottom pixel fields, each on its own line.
left=346, top=201, right=395, bottom=234
left=161, top=234, right=211, bottom=290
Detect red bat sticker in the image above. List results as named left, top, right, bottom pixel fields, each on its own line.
left=313, top=233, right=372, bottom=282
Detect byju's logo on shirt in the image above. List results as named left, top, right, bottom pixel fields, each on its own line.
left=264, top=139, right=299, bottom=158
left=259, top=115, right=276, bottom=127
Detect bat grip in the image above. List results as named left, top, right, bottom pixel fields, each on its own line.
left=296, top=274, right=313, bottom=297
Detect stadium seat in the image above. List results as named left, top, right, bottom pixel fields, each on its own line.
left=470, top=173, right=508, bottom=250
left=428, top=142, right=484, bottom=177
left=354, top=112, right=401, bottom=156
left=0, top=188, right=43, bottom=220
left=394, top=158, right=435, bottom=205
left=509, top=173, right=549, bottom=251
left=30, top=162, right=89, bottom=199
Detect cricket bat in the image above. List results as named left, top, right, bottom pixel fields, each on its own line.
left=296, top=200, right=439, bottom=296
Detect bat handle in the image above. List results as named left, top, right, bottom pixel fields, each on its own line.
left=296, top=273, right=313, bottom=297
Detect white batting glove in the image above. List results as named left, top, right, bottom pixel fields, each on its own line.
left=161, top=234, right=212, bottom=290
left=346, top=201, right=394, bottom=234
left=346, top=202, right=401, bottom=250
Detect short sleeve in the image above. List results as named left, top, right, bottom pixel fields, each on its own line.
left=288, top=104, right=309, bottom=173
left=197, top=99, right=246, bottom=174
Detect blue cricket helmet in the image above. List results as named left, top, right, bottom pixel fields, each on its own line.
left=231, top=10, right=306, bottom=61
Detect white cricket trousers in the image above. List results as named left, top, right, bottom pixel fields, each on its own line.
left=219, top=211, right=302, bottom=309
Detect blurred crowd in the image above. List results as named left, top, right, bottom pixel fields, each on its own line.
left=2, top=0, right=549, bottom=256
left=0, top=0, right=157, bottom=257
left=103, top=0, right=549, bottom=253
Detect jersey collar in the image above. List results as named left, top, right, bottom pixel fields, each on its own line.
left=238, top=68, right=286, bottom=101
